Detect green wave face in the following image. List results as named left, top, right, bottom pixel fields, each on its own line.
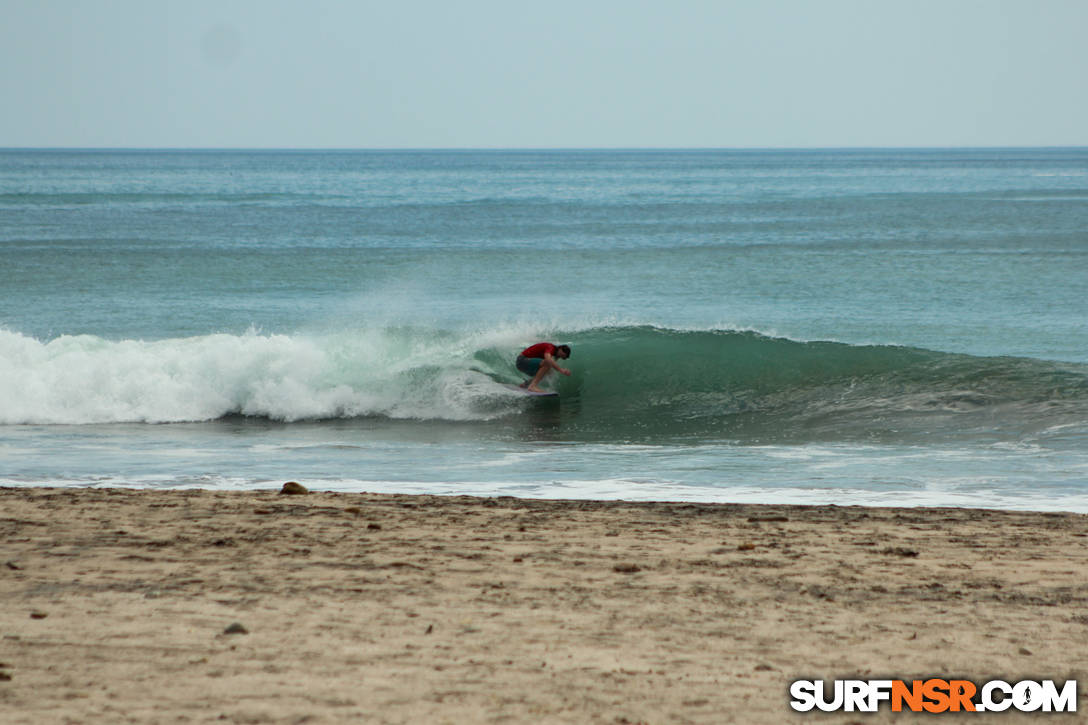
left=487, top=326, right=1088, bottom=444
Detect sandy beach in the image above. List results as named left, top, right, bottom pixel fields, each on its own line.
left=2, top=486, right=1087, bottom=723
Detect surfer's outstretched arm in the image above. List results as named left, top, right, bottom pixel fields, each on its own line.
left=516, top=343, right=572, bottom=393
left=544, top=352, right=571, bottom=377
left=526, top=352, right=569, bottom=392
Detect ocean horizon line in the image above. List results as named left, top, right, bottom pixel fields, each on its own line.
left=3, top=145, right=1088, bottom=153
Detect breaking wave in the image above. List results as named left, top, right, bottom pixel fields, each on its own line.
left=3, top=325, right=1086, bottom=444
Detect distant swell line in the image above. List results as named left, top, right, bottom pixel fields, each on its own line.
left=0, top=192, right=307, bottom=206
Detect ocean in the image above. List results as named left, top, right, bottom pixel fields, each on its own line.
left=2, top=148, right=1087, bottom=510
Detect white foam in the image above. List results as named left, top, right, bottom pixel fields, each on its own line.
left=0, top=327, right=523, bottom=425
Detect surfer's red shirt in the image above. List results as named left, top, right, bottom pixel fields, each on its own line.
left=519, top=343, right=557, bottom=359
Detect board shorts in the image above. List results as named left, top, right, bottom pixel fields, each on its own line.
left=516, top=355, right=542, bottom=376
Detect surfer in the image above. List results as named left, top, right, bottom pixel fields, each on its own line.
left=516, top=343, right=571, bottom=393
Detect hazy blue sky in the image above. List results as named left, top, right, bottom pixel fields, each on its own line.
left=3, top=0, right=1087, bottom=148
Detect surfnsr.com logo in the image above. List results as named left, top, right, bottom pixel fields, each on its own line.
left=790, top=679, right=1078, bottom=713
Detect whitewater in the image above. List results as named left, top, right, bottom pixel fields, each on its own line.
left=2, top=149, right=1087, bottom=510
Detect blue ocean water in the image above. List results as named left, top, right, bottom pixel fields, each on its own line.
left=2, top=148, right=1087, bottom=510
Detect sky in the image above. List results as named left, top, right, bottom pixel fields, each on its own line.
left=2, top=0, right=1087, bottom=148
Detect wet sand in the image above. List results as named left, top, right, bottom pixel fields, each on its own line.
left=2, top=486, right=1087, bottom=723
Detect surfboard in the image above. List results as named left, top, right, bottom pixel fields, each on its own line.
left=506, top=384, right=558, bottom=398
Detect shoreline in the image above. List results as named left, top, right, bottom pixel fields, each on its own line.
left=2, top=486, right=1087, bottom=723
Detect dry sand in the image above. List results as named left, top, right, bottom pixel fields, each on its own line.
left=2, top=486, right=1087, bottom=724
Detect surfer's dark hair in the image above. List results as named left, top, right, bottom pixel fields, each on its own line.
left=556, top=344, right=571, bottom=357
